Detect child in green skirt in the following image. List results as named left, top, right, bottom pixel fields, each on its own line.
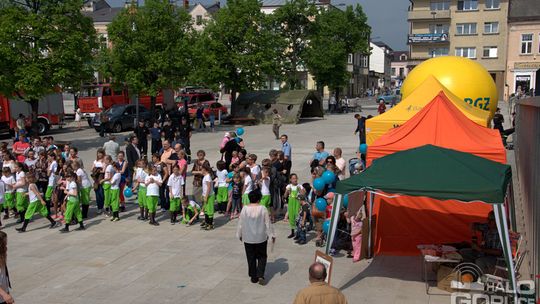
left=259, top=167, right=271, bottom=210
left=215, top=161, right=228, bottom=213
left=132, top=159, right=148, bottom=221
left=13, top=162, right=28, bottom=223
left=109, top=163, right=122, bottom=222
left=1, top=168, right=15, bottom=219
left=45, top=152, right=58, bottom=214
left=16, top=174, right=57, bottom=232
left=73, top=161, right=92, bottom=219
left=144, top=165, right=162, bottom=226
left=60, top=171, right=85, bottom=233
left=201, top=164, right=215, bottom=230
left=241, top=167, right=253, bottom=206
left=181, top=197, right=200, bottom=226
left=167, top=165, right=183, bottom=224
left=284, top=173, right=305, bottom=239
left=100, top=155, right=114, bottom=216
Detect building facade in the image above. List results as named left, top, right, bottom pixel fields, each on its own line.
left=369, top=42, right=393, bottom=89
left=505, top=0, right=540, bottom=99
left=391, top=51, right=410, bottom=87
left=408, top=0, right=508, bottom=97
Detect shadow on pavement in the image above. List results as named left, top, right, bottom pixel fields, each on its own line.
left=265, top=257, right=289, bottom=283
left=339, top=255, right=423, bottom=291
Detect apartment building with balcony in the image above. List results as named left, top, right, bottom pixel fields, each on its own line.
left=408, top=0, right=508, bottom=96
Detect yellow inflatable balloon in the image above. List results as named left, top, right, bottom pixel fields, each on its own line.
left=401, top=56, right=498, bottom=118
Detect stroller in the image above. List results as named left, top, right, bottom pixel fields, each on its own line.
left=348, top=158, right=365, bottom=176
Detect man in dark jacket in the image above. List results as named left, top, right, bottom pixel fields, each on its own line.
left=126, top=136, right=141, bottom=186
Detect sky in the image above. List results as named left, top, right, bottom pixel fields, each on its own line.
left=108, top=0, right=409, bottom=50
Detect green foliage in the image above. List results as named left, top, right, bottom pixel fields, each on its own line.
left=0, top=0, right=98, bottom=100
left=104, top=0, right=193, bottom=97
left=305, top=5, right=370, bottom=93
left=271, top=0, right=317, bottom=90
left=195, top=0, right=282, bottom=103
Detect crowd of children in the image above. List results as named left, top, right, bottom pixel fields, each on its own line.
left=0, top=132, right=363, bottom=261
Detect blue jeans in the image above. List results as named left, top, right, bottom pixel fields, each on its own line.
left=296, top=225, right=307, bottom=242
left=95, top=185, right=104, bottom=210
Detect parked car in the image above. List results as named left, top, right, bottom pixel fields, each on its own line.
left=91, top=104, right=152, bottom=133
left=187, top=102, right=228, bottom=120
left=175, top=92, right=215, bottom=109
left=377, top=89, right=401, bottom=104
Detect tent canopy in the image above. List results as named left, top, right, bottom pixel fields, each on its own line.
left=233, top=90, right=323, bottom=124
left=336, top=145, right=512, bottom=204
left=367, top=92, right=507, bottom=166
left=365, top=76, right=491, bottom=144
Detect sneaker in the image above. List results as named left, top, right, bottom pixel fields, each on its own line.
left=161, top=208, right=167, bottom=213
left=258, top=277, right=266, bottom=286
left=137, top=216, right=144, bottom=221
left=15, top=227, right=25, bottom=233
left=75, top=226, right=86, bottom=231
left=298, top=240, right=307, bottom=245
left=205, top=224, right=214, bottom=230
left=112, top=217, right=120, bottom=222
left=151, top=221, right=160, bottom=226
left=250, top=277, right=258, bottom=284
left=59, top=227, right=69, bottom=233
left=170, top=221, right=175, bottom=225
left=97, top=209, right=103, bottom=215
left=49, top=222, right=59, bottom=229
left=105, top=213, right=110, bottom=218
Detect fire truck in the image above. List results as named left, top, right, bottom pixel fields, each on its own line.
left=0, top=93, right=65, bottom=135
left=78, top=84, right=175, bottom=121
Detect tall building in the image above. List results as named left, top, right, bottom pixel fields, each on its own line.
left=506, top=0, right=540, bottom=99
left=408, top=0, right=508, bottom=97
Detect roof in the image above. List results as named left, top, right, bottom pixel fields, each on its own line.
left=187, top=2, right=221, bottom=14
left=373, top=41, right=394, bottom=52
left=260, top=0, right=330, bottom=7
left=509, top=0, right=540, bottom=22
left=392, top=51, right=409, bottom=62
left=367, top=92, right=507, bottom=166
left=83, top=6, right=123, bottom=23
left=337, top=144, right=512, bottom=204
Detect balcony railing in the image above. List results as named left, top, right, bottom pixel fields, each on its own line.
left=408, top=33, right=450, bottom=44
left=408, top=9, right=451, bottom=20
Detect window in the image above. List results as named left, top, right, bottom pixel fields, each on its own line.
left=429, top=24, right=449, bottom=34
left=483, top=46, right=498, bottom=58
left=196, top=15, right=203, bottom=25
left=455, top=47, right=477, bottom=58
left=484, top=22, right=499, bottom=34
left=361, top=55, right=368, bottom=67
left=391, top=67, right=396, bottom=75
left=429, top=48, right=449, bottom=57
left=521, top=34, right=533, bottom=54
left=457, top=0, right=478, bottom=11
left=399, top=67, right=405, bottom=77
left=456, top=23, right=477, bottom=35
left=430, top=0, right=450, bottom=10
left=400, top=54, right=407, bottom=61
left=348, top=54, right=353, bottom=64
left=485, top=0, right=500, bottom=9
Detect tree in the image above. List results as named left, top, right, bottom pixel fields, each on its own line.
left=195, top=0, right=282, bottom=112
left=104, top=0, right=193, bottom=121
left=305, top=5, right=370, bottom=99
left=0, top=0, right=98, bottom=129
left=271, top=0, right=317, bottom=90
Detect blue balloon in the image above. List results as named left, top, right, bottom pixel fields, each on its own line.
left=359, top=143, right=368, bottom=154
left=315, top=198, right=327, bottom=211
left=343, top=194, right=349, bottom=208
left=322, top=171, right=335, bottom=184
left=227, top=172, right=234, bottom=178
left=322, top=219, right=331, bottom=234
left=313, top=178, right=325, bottom=191
left=124, top=187, right=133, bottom=198
left=237, top=128, right=245, bottom=136
left=235, top=137, right=242, bottom=143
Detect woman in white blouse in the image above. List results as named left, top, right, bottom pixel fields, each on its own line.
left=236, top=190, right=275, bottom=285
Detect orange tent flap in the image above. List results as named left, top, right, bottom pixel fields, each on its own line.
left=373, top=195, right=492, bottom=256
left=367, top=91, right=506, bottom=166
left=365, top=76, right=490, bottom=145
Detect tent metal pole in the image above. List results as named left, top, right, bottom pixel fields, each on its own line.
left=325, top=194, right=343, bottom=255
left=368, top=191, right=374, bottom=259
left=493, top=204, right=518, bottom=299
